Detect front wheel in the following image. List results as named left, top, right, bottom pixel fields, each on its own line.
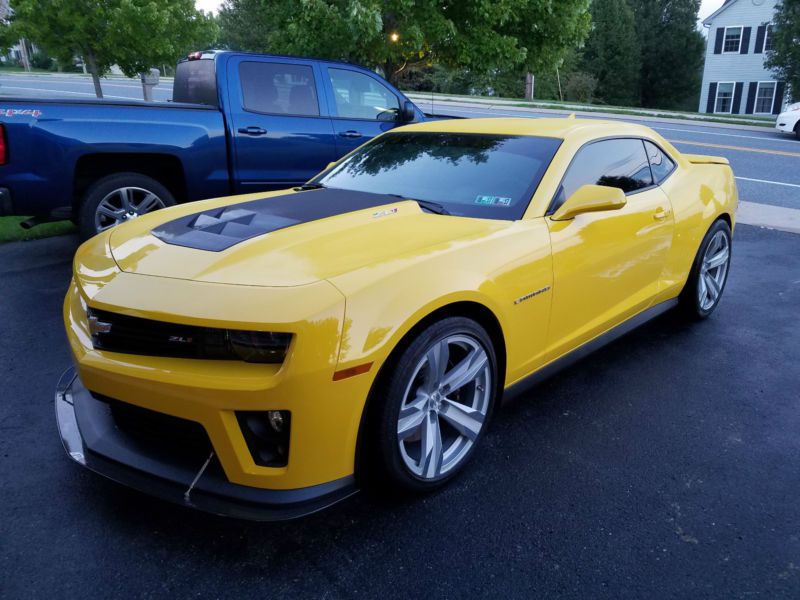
left=78, top=172, right=175, bottom=239
left=679, top=219, right=732, bottom=319
left=375, top=317, right=498, bottom=492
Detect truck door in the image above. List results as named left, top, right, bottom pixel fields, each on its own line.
left=322, top=66, right=407, bottom=157
left=227, top=56, right=337, bottom=192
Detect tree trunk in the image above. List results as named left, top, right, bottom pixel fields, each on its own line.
left=85, top=49, right=103, bottom=99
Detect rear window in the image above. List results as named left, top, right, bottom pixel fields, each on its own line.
left=173, top=59, right=218, bottom=106
left=239, top=62, right=319, bottom=116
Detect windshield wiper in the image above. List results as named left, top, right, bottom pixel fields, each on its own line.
left=387, top=194, right=450, bottom=215
left=294, top=182, right=326, bottom=191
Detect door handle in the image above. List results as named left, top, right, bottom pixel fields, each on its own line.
left=653, top=207, right=670, bottom=221
left=338, top=130, right=363, bottom=139
left=238, top=126, right=268, bottom=136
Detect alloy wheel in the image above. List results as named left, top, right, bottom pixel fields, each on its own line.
left=698, top=230, right=730, bottom=311
left=397, top=334, right=492, bottom=480
left=94, top=186, right=166, bottom=232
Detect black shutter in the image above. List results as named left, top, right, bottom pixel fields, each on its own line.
left=714, top=28, right=724, bottom=54
left=754, top=25, right=766, bottom=54
left=745, top=82, right=757, bottom=114
left=732, top=82, right=744, bottom=113
left=740, top=27, right=751, bottom=54
left=707, top=82, right=718, bottom=113
left=773, top=82, right=786, bottom=114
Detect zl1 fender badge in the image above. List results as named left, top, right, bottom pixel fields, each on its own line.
left=372, top=207, right=399, bottom=218
left=514, top=286, right=551, bottom=305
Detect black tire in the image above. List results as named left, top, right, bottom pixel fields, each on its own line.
left=795, top=122, right=800, bottom=142
left=679, top=219, right=732, bottom=320
left=78, top=172, right=175, bottom=240
left=374, top=317, right=499, bottom=492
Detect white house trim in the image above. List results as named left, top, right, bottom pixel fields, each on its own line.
left=754, top=81, right=777, bottom=114
left=715, top=81, right=736, bottom=114
left=722, top=25, right=745, bottom=53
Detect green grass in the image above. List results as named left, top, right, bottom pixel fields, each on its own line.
left=0, top=216, right=76, bottom=243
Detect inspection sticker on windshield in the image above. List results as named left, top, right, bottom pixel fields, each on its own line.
left=475, top=195, right=512, bottom=206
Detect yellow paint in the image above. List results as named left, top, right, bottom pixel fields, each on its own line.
left=64, top=117, right=737, bottom=492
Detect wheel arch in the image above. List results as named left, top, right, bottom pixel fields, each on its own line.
left=72, top=153, right=187, bottom=213
left=353, top=300, right=507, bottom=482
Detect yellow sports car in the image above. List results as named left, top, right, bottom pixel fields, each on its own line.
left=56, top=118, right=737, bottom=519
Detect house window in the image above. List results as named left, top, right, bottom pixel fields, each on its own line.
left=764, top=25, right=774, bottom=52
left=723, top=27, right=743, bottom=53
left=715, top=82, right=735, bottom=113
left=754, top=82, right=776, bottom=114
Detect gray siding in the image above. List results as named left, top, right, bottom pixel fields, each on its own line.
left=698, top=0, right=787, bottom=115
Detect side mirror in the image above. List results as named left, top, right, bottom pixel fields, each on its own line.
left=400, top=100, right=416, bottom=122
left=551, top=184, right=627, bottom=221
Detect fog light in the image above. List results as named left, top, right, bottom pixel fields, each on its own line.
left=267, top=410, right=284, bottom=432
left=236, top=410, right=291, bottom=467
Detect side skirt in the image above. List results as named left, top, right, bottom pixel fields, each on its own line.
left=502, top=298, right=679, bottom=404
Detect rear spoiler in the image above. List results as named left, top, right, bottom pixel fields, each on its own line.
left=683, top=153, right=729, bottom=165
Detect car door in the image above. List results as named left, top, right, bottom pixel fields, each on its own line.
left=322, top=66, right=406, bottom=156
left=544, top=138, right=675, bottom=361
left=227, top=57, right=337, bottom=193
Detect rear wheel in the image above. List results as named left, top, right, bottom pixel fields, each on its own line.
left=679, top=219, right=732, bottom=319
left=78, top=172, right=175, bottom=239
left=375, top=317, right=498, bottom=492
left=795, top=122, right=800, bottom=141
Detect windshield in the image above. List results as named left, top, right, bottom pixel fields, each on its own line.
left=314, top=132, right=562, bottom=220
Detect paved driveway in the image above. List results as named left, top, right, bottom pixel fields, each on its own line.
left=1, top=225, right=799, bottom=598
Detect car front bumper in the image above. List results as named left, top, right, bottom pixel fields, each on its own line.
left=775, top=112, right=799, bottom=133
left=55, top=367, right=358, bottom=521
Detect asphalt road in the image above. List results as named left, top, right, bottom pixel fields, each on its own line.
left=2, top=72, right=799, bottom=210
left=2, top=225, right=799, bottom=598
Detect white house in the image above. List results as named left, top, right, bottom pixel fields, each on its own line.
left=698, top=0, right=788, bottom=116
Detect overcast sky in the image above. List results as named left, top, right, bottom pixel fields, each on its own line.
left=195, top=0, right=728, bottom=26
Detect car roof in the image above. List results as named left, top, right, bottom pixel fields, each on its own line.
left=401, top=117, right=660, bottom=143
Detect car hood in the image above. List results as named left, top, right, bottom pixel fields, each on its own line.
left=108, top=189, right=508, bottom=287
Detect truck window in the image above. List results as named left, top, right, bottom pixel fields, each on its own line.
left=328, top=68, right=400, bottom=121
left=173, top=59, right=218, bottom=106
left=239, top=62, right=320, bottom=116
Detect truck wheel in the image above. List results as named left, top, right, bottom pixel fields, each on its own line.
left=78, top=173, right=175, bottom=239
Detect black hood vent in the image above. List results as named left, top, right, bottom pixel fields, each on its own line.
left=151, top=188, right=401, bottom=252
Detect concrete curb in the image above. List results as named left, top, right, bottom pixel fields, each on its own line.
left=408, top=94, right=776, bottom=133
left=737, top=201, right=800, bottom=235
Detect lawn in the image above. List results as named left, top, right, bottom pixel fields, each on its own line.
left=0, top=216, right=76, bottom=243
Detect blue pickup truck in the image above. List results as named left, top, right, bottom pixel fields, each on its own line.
left=0, top=50, right=427, bottom=238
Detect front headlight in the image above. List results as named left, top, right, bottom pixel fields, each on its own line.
left=788, top=103, right=800, bottom=112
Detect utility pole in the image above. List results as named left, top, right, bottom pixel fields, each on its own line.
left=18, top=38, right=31, bottom=72
left=525, top=73, right=534, bottom=100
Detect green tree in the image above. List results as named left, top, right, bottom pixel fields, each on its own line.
left=218, top=0, right=591, bottom=87
left=579, top=0, right=641, bottom=106
left=9, top=0, right=217, bottom=98
left=630, top=0, right=705, bottom=110
left=766, top=0, right=800, bottom=102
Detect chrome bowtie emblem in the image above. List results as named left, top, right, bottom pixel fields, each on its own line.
left=87, top=315, right=112, bottom=336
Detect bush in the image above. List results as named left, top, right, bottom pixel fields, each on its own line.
left=30, top=51, right=53, bottom=70
left=563, top=71, right=598, bottom=103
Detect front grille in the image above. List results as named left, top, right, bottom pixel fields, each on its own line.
left=88, top=308, right=229, bottom=360
left=95, top=394, right=213, bottom=461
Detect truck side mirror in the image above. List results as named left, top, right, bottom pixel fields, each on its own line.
left=400, top=101, right=416, bottom=122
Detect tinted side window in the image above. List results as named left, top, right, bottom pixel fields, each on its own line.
left=328, top=68, right=400, bottom=120
left=239, top=62, right=319, bottom=116
left=554, top=138, right=654, bottom=211
left=644, top=141, right=676, bottom=184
